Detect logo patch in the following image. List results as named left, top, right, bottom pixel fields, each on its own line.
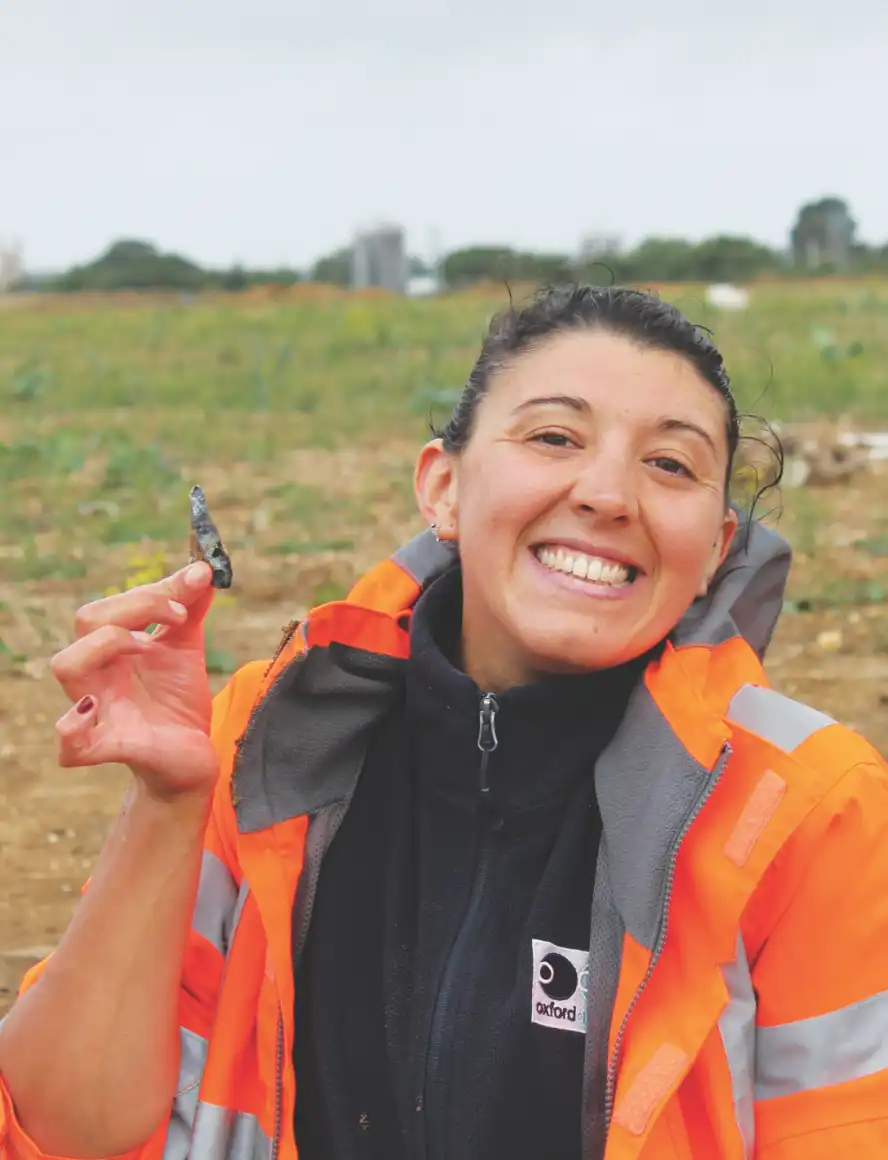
left=531, top=939, right=589, bottom=1034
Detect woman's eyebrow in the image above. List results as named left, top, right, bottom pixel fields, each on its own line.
left=510, top=395, right=590, bottom=415
left=656, top=417, right=718, bottom=455
left=508, top=398, right=719, bottom=455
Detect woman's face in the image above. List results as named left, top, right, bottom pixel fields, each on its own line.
left=415, top=329, right=739, bottom=690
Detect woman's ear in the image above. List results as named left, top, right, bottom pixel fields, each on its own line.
left=414, top=439, right=460, bottom=541
left=698, top=506, right=740, bottom=597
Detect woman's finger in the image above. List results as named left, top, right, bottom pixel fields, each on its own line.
left=56, top=695, right=153, bottom=771
left=74, top=592, right=189, bottom=640
left=50, top=625, right=152, bottom=701
left=56, top=694, right=106, bottom=768
left=73, top=563, right=213, bottom=640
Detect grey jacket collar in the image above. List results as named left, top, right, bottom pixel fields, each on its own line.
left=232, top=515, right=790, bottom=836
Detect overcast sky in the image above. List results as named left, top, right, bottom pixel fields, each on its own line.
left=3, top=0, right=887, bottom=271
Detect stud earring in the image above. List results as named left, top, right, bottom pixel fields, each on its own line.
left=431, top=523, right=443, bottom=543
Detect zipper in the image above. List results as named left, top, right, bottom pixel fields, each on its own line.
left=603, top=742, right=732, bottom=1131
left=477, top=693, right=499, bottom=795
left=271, top=1011, right=284, bottom=1160
left=422, top=693, right=500, bottom=1159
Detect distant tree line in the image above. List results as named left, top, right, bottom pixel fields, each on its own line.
left=15, top=198, right=888, bottom=295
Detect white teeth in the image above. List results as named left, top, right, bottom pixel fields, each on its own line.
left=535, top=546, right=632, bottom=586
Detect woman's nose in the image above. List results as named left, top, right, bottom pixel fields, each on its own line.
left=569, top=454, right=638, bottom=522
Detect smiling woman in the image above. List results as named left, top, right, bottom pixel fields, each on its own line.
left=415, top=294, right=744, bottom=687
left=1, top=286, right=887, bottom=1160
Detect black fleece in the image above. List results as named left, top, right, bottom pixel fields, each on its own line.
left=293, top=568, right=646, bottom=1160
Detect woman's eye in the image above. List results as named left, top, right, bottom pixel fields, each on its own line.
left=530, top=431, right=576, bottom=448
left=651, top=456, right=693, bottom=477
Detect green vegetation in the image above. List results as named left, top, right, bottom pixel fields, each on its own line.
left=4, top=280, right=888, bottom=429
left=1, top=281, right=887, bottom=615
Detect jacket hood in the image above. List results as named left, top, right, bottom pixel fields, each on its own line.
left=672, top=512, right=792, bottom=660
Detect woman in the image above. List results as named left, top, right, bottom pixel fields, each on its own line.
left=1, top=286, right=887, bottom=1160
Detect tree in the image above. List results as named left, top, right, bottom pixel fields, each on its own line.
left=613, top=238, right=699, bottom=283
left=311, top=248, right=351, bottom=285
left=441, top=247, right=574, bottom=287
left=221, top=264, right=249, bottom=292
left=689, top=236, right=783, bottom=282
left=56, top=239, right=205, bottom=292
left=790, top=198, right=856, bottom=271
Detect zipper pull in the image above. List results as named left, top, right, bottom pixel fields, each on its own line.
left=477, top=693, right=499, bottom=796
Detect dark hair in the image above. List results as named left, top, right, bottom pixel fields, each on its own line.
left=433, top=284, right=782, bottom=507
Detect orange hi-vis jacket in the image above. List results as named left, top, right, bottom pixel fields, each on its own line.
left=2, top=521, right=888, bottom=1160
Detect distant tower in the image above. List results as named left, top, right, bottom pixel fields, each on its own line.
left=790, top=199, right=856, bottom=271
left=578, top=234, right=623, bottom=263
left=350, top=223, right=407, bottom=293
left=0, top=240, right=23, bottom=292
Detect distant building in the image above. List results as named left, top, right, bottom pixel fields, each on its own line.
left=790, top=198, right=855, bottom=270
left=350, top=224, right=407, bottom=293
left=0, top=241, right=23, bottom=292
left=578, top=233, right=623, bottom=262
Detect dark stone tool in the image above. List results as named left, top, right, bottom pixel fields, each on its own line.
left=188, top=485, right=233, bottom=589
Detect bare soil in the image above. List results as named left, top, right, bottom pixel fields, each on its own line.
left=2, top=451, right=886, bottom=1014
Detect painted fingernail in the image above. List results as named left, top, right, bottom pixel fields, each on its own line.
left=169, top=600, right=187, bottom=617
left=76, top=696, right=95, bottom=715
left=185, top=563, right=207, bottom=586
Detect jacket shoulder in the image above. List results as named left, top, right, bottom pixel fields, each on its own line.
left=731, top=683, right=888, bottom=959
left=725, top=681, right=886, bottom=779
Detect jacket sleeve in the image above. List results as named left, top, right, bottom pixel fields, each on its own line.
left=0, top=661, right=269, bottom=1160
left=750, top=754, right=888, bottom=1158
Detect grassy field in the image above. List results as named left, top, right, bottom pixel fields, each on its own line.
left=2, top=280, right=887, bottom=594
left=1, top=279, right=887, bottom=1009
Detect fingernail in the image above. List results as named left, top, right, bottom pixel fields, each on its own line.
left=169, top=600, right=187, bottom=617
left=76, top=696, right=95, bottom=715
left=185, top=563, right=207, bottom=586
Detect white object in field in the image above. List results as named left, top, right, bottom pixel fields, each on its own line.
left=704, top=284, right=750, bottom=311
left=782, top=457, right=811, bottom=488
left=406, top=274, right=439, bottom=298
left=838, top=431, right=888, bottom=461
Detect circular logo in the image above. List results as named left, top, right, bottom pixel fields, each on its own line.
left=538, top=952, right=578, bottom=1001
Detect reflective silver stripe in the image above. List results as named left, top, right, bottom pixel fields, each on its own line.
left=230, top=877, right=250, bottom=945
left=163, top=869, right=255, bottom=1160
left=190, top=1104, right=270, bottom=1160
left=163, top=1027, right=209, bottom=1160
left=726, top=685, right=834, bottom=752
left=718, top=934, right=756, bottom=1157
left=162, top=1029, right=271, bottom=1160
left=191, top=851, right=239, bottom=955
left=757, top=986, right=888, bottom=1101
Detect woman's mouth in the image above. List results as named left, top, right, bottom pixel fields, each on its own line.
left=533, top=545, right=640, bottom=588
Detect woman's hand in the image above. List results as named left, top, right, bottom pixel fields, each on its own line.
left=50, top=561, right=220, bottom=802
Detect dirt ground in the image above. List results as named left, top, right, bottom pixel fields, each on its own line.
left=1, top=449, right=886, bottom=1015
